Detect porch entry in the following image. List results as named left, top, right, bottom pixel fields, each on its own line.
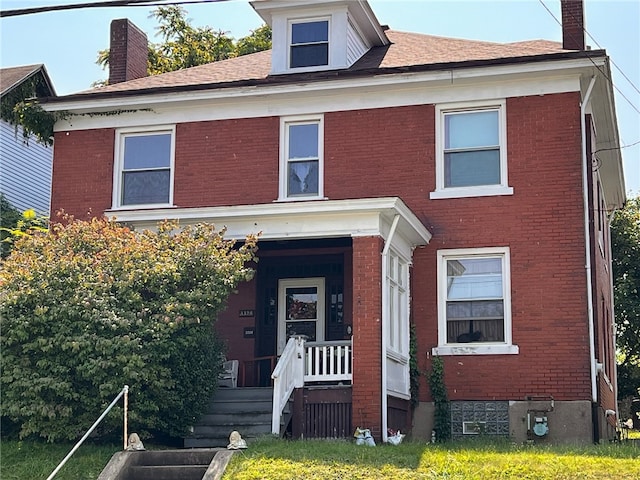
left=255, top=251, right=349, bottom=387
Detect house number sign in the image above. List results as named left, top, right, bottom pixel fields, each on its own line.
left=239, top=309, right=255, bottom=317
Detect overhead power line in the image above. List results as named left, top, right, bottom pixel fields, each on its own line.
left=0, top=0, right=228, bottom=18
left=537, top=0, right=640, bottom=116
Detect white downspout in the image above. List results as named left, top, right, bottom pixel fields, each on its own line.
left=608, top=209, right=619, bottom=418
left=581, top=75, right=598, bottom=403
left=381, top=214, right=400, bottom=444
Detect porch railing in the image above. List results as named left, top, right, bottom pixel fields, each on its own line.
left=304, top=340, right=352, bottom=383
left=271, top=337, right=353, bottom=435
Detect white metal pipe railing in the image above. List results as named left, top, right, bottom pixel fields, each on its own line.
left=46, top=385, right=129, bottom=480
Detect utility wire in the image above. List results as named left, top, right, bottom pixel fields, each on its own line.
left=538, top=0, right=640, bottom=114
left=0, top=0, right=229, bottom=18
left=537, top=0, right=640, bottom=116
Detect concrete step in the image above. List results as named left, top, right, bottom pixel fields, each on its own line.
left=132, top=449, right=216, bottom=466
left=114, top=449, right=220, bottom=480
left=128, top=464, right=208, bottom=480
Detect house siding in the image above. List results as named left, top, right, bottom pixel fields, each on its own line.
left=0, top=120, right=53, bottom=215
left=346, top=19, right=368, bottom=66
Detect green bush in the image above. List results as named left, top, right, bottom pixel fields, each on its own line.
left=0, top=216, right=257, bottom=441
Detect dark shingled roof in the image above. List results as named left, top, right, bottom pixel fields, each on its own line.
left=49, top=31, right=594, bottom=101
left=0, top=64, right=54, bottom=97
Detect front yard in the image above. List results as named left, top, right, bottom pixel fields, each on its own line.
left=2, top=437, right=639, bottom=479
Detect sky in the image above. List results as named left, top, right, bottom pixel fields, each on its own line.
left=1, top=0, right=638, bottom=195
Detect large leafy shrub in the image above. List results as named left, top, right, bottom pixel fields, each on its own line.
left=0, top=216, right=257, bottom=441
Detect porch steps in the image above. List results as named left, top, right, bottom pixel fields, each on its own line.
left=184, top=387, right=284, bottom=448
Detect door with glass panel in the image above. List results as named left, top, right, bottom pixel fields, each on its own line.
left=277, top=278, right=325, bottom=354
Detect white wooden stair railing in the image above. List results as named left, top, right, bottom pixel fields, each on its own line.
left=271, top=337, right=354, bottom=436
left=271, top=336, right=304, bottom=435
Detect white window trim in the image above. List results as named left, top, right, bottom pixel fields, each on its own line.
left=277, top=277, right=325, bottom=355
left=430, top=100, right=513, bottom=200
left=432, top=246, right=519, bottom=356
left=287, top=16, right=331, bottom=73
left=112, top=125, right=176, bottom=210
left=278, top=115, right=325, bottom=201
left=387, top=248, right=410, bottom=358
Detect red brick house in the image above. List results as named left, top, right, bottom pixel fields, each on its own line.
left=43, top=0, right=625, bottom=444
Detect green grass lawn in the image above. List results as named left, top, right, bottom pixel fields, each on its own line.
left=0, top=440, right=119, bottom=480
left=222, top=437, right=640, bottom=480
left=1, top=437, right=638, bottom=480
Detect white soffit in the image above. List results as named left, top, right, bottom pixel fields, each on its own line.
left=107, top=197, right=432, bottom=247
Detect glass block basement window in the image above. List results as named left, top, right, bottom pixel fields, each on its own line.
left=450, top=401, right=509, bottom=438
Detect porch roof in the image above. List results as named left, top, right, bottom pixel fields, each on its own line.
left=108, top=197, right=431, bottom=256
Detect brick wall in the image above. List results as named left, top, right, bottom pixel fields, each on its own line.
left=174, top=117, right=279, bottom=207
left=411, top=92, right=592, bottom=402
left=51, top=91, right=595, bottom=404
left=51, top=128, right=115, bottom=219
left=351, top=236, right=383, bottom=438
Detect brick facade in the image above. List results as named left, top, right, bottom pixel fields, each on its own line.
left=351, top=236, right=384, bottom=439
left=50, top=90, right=613, bottom=440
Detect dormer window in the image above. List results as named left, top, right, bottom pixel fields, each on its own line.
left=290, top=19, right=329, bottom=68
left=289, top=20, right=329, bottom=68
left=251, top=0, right=389, bottom=76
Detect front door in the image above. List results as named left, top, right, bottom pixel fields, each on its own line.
left=277, top=277, right=325, bottom=354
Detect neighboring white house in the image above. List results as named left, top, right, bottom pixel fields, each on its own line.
left=0, top=64, right=56, bottom=215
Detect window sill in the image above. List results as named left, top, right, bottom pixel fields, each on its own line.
left=107, top=203, right=176, bottom=212
left=430, top=186, right=513, bottom=200
left=431, top=344, right=519, bottom=356
left=274, top=196, right=328, bottom=203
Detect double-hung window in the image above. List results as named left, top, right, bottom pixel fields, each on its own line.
left=114, top=127, right=175, bottom=208
left=431, top=100, right=512, bottom=199
left=433, top=247, right=518, bottom=355
left=280, top=116, right=323, bottom=200
left=289, top=19, right=329, bottom=69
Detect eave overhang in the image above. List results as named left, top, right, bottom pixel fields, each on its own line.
left=584, top=59, right=626, bottom=210
left=107, top=197, right=431, bottom=258
left=40, top=51, right=606, bottom=114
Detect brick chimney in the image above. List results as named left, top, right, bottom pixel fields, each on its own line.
left=109, top=19, right=148, bottom=85
left=560, top=0, right=585, bottom=50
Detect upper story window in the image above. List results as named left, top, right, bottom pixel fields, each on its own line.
left=279, top=115, right=324, bottom=200
left=433, top=247, right=518, bottom=356
left=431, top=100, right=513, bottom=199
left=289, top=19, right=329, bottom=69
left=113, top=126, right=175, bottom=208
